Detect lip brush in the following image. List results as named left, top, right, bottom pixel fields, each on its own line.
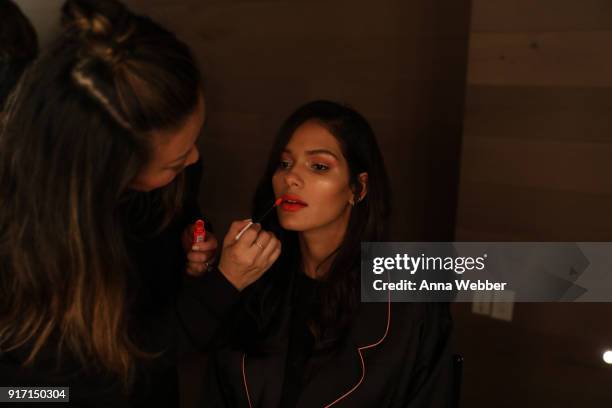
left=234, top=197, right=283, bottom=241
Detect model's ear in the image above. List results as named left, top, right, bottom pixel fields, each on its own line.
left=350, top=172, right=368, bottom=205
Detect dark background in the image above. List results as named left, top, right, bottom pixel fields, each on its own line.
left=15, top=0, right=612, bottom=406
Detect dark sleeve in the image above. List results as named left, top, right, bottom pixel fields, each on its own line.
left=200, top=351, right=234, bottom=408
left=135, top=157, right=231, bottom=353
left=174, top=268, right=241, bottom=354
left=163, top=158, right=232, bottom=353
left=179, top=159, right=216, bottom=233
left=393, top=303, right=454, bottom=408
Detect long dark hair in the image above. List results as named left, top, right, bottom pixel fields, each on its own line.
left=0, top=0, right=201, bottom=386
left=0, top=0, right=39, bottom=108
left=245, top=100, right=391, bottom=347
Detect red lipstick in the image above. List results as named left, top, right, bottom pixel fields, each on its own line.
left=280, top=194, right=308, bottom=212
left=193, top=219, right=206, bottom=243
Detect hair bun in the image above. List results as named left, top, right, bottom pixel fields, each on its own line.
left=61, top=0, right=132, bottom=42
left=61, top=0, right=135, bottom=67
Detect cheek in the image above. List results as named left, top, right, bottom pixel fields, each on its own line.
left=308, top=177, right=352, bottom=215
left=272, top=172, right=283, bottom=196
left=314, top=177, right=350, bottom=200
left=131, top=169, right=176, bottom=192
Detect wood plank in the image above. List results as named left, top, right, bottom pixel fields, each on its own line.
left=468, top=31, right=612, bottom=86
left=201, top=111, right=265, bottom=144
left=203, top=76, right=309, bottom=115
left=197, top=39, right=469, bottom=82
left=170, top=0, right=469, bottom=41
left=463, top=85, right=612, bottom=143
left=171, top=1, right=411, bottom=41
left=456, top=227, right=543, bottom=241
left=459, top=137, right=612, bottom=195
left=471, top=0, right=612, bottom=32
left=456, top=182, right=612, bottom=240
left=307, top=79, right=466, bottom=119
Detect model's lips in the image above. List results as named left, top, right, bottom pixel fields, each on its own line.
left=279, top=194, right=308, bottom=212
left=281, top=194, right=308, bottom=206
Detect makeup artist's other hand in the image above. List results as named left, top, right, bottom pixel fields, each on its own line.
left=218, top=219, right=281, bottom=291
left=182, top=226, right=218, bottom=276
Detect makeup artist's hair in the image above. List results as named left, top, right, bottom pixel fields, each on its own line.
left=0, top=0, right=201, bottom=387
left=247, top=100, right=391, bottom=347
left=0, top=0, right=38, bottom=108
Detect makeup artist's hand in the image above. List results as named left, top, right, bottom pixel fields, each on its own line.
left=218, top=219, right=281, bottom=291
left=182, top=226, right=218, bottom=276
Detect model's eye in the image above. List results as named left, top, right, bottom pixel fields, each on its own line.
left=278, top=159, right=292, bottom=170
left=311, top=163, right=329, bottom=171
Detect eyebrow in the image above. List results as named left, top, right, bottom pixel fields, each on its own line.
left=283, top=148, right=340, bottom=160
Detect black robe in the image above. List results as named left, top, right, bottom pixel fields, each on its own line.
left=203, top=269, right=453, bottom=408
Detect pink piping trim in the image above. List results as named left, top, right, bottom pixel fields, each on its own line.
left=241, top=273, right=392, bottom=408
left=323, top=279, right=392, bottom=407
left=242, top=353, right=253, bottom=408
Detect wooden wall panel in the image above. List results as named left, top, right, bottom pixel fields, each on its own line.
left=457, top=183, right=612, bottom=240
left=468, top=31, right=612, bottom=87
left=472, top=0, right=612, bottom=32
left=461, top=138, right=612, bottom=194
left=456, top=0, right=612, bottom=406
left=464, top=86, right=612, bottom=143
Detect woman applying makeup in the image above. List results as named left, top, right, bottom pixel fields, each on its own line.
left=203, top=100, right=453, bottom=407
left=0, top=1, right=279, bottom=406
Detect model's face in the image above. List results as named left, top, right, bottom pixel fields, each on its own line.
left=272, top=121, right=355, bottom=235
left=130, top=94, right=205, bottom=192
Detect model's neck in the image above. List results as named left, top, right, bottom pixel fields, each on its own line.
left=298, top=220, right=348, bottom=280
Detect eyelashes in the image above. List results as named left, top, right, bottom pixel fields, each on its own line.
left=278, top=159, right=330, bottom=172
left=278, top=159, right=291, bottom=170
left=311, top=163, right=329, bottom=171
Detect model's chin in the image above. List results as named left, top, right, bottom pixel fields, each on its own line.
left=278, top=215, right=309, bottom=232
